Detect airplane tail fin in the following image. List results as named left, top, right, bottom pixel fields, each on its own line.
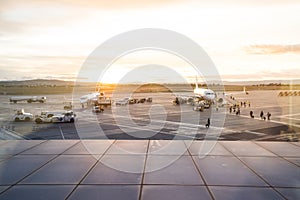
left=96, top=86, right=101, bottom=93
left=195, top=76, right=198, bottom=89
left=243, top=86, right=249, bottom=94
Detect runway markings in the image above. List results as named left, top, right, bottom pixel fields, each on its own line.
left=59, top=126, right=65, bottom=140
left=244, top=130, right=267, bottom=136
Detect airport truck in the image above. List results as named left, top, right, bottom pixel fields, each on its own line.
left=9, top=96, right=46, bottom=103
left=35, top=111, right=76, bottom=124
left=97, top=96, right=112, bottom=107
left=13, top=109, right=34, bottom=122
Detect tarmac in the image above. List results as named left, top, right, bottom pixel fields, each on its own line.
left=0, top=90, right=299, bottom=141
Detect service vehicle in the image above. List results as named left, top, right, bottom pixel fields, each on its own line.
left=92, top=105, right=104, bottom=113
left=115, top=97, right=130, bottom=106
left=9, top=96, right=46, bottom=103
left=35, top=111, right=76, bottom=123
left=13, top=109, right=34, bottom=122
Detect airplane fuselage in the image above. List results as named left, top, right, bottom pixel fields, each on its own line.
left=193, top=88, right=216, bottom=101
left=80, top=92, right=100, bottom=104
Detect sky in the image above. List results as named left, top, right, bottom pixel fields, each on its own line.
left=0, top=0, right=300, bottom=83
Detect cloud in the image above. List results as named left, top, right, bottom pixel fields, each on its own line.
left=221, top=68, right=300, bottom=81
left=0, top=0, right=183, bottom=36
left=0, top=0, right=182, bottom=11
left=244, top=44, right=300, bottom=54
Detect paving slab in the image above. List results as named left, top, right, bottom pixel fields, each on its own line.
left=142, top=185, right=212, bottom=200
left=148, top=140, right=188, bottom=155
left=220, top=141, right=276, bottom=157
left=103, top=154, right=146, bottom=172
left=106, top=140, right=148, bottom=155
left=255, top=142, right=300, bottom=157
left=21, top=155, right=96, bottom=184
left=275, top=187, right=300, bottom=200
left=186, top=141, right=233, bottom=156
left=0, top=140, right=44, bottom=155
left=63, top=140, right=113, bottom=155
left=0, top=155, right=55, bottom=185
left=241, top=156, right=300, bottom=187
left=83, top=163, right=143, bottom=185
left=68, top=185, right=140, bottom=200
left=21, top=140, right=78, bottom=155
left=0, top=185, right=75, bottom=200
left=144, top=155, right=204, bottom=185
left=193, top=156, right=267, bottom=186
left=210, top=186, right=284, bottom=200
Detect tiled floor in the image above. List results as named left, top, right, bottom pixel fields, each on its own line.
left=0, top=140, right=299, bottom=200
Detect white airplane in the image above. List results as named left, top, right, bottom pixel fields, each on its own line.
left=79, top=87, right=103, bottom=105
left=80, top=92, right=99, bottom=104
left=174, top=77, right=217, bottom=105
left=193, top=77, right=216, bottom=101
left=178, top=77, right=248, bottom=104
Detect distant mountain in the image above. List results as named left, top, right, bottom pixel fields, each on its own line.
left=221, top=79, right=300, bottom=85
left=0, top=78, right=299, bottom=86
left=0, top=79, right=74, bottom=86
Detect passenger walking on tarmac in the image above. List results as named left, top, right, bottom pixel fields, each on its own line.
left=260, top=111, right=264, bottom=119
left=229, top=106, right=232, bottom=113
left=206, top=118, right=210, bottom=128
left=236, top=108, right=240, bottom=115
left=250, top=111, right=254, bottom=118
left=267, top=112, right=271, bottom=120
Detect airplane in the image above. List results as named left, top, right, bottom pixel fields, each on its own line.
left=79, top=87, right=103, bottom=107
left=193, top=77, right=216, bottom=101
left=173, top=77, right=217, bottom=106
left=174, top=77, right=248, bottom=107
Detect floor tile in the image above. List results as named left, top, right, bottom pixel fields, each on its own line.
left=144, top=155, right=203, bottom=185
left=291, top=142, right=300, bottom=147
left=148, top=140, right=188, bottom=155
left=220, top=141, right=275, bottom=157
left=0, top=140, right=9, bottom=146
left=186, top=141, right=233, bottom=156
left=0, top=155, right=54, bottom=185
left=193, top=156, right=267, bottom=186
left=100, top=154, right=145, bottom=173
left=82, top=163, right=142, bottom=184
left=276, top=187, right=300, bottom=200
left=142, top=185, right=212, bottom=200
left=106, top=140, right=148, bottom=155
left=210, top=186, right=284, bottom=200
left=21, top=140, right=78, bottom=154
left=21, top=155, right=96, bottom=184
left=68, top=185, right=139, bottom=200
left=241, top=156, right=300, bottom=187
left=0, top=186, right=9, bottom=193
left=63, top=140, right=113, bottom=155
left=0, top=185, right=75, bottom=200
left=256, top=142, right=300, bottom=157
left=285, top=157, right=300, bottom=166
left=0, top=140, right=44, bottom=155
left=0, top=155, right=12, bottom=162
